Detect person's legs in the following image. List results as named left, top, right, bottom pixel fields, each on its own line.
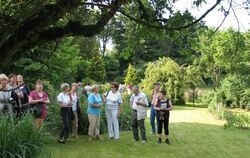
left=106, top=109, right=114, bottom=138
left=164, top=111, right=170, bottom=144
left=157, top=115, right=163, bottom=143
left=88, top=114, right=97, bottom=139
left=72, top=111, right=78, bottom=137
left=138, top=119, right=146, bottom=141
left=36, top=118, right=44, bottom=129
left=0, top=103, right=4, bottom=117
left=95, top=115, right=100, bottom=136
left=131, top=110, right=139, bottom=141
left=59, top=108, right=68, bottom=141
left=7, top=104, right=13, bottom=119
left=150, top=106, right=156, bottom=133
left=111, top=109, right=119, bottom=139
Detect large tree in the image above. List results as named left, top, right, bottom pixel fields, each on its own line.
left=0, top=0, right=224, bottom=66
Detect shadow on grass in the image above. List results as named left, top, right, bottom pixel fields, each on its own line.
left=43, top=122, right=250, bottom=158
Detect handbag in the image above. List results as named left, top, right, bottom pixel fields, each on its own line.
left=32, top=102, right=43, bottom=118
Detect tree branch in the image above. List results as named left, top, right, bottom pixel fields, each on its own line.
left=119, top=0, right=222, bottom=30
left=0, top=0, right=128, bottom=65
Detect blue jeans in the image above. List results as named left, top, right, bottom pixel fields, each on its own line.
left=150, top=105, right=157, bottom=133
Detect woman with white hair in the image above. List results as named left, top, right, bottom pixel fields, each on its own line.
left=57, top=83, right=72, bottom=144
left=0, top=74, right=14, bottom=118
left=87, top=84, right=103, bottom=141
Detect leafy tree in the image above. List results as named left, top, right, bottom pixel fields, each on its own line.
left=194, top=28, right=246, bottom=90
left=124, top=64, right=139, bottom=85
left=0, top=0, right=225, bottom=66
left=141, top=57, right=185, bottom=104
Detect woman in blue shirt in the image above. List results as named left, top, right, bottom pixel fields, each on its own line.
left=87, top=84, right=103, bottom=141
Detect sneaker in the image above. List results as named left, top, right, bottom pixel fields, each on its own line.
left=141, top=140, right=146, bottom=144
left=110, top=137, right=114, bottom=139
left=57, top=139, right=65, bottom=144
left=75, top=135, right=79, bottom=139
left=66, top=139, right=70, bottom=142
left=158, top=138, right=162, bottom=144
left=165, top=139, right=170, bottom=144
left=89, top=137, right=92, bottom=141
left=96, top=135, right=103, bottom=140
left=133, top=139, right=139, bottom=142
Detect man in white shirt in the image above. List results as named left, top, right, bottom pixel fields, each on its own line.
left=130, top=85, right=149, bottom=143
left=84, top=83, right=92, bottom=96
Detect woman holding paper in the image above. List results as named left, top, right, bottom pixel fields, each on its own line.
left=154, top=90, right=173, bottom=144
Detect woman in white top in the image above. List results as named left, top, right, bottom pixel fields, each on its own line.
left=103, top=82, right=122, bottom=140
left=70, top=83, right=79, bottom=138
left=57, top=83, right=72, bottom=144
left=0, top=74, right=14, bottom=118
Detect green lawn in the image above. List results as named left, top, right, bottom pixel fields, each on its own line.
left=45, top=106, right=250, bottom=158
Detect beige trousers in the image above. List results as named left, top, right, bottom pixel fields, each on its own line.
left=72, top=111, right=78, bottom=136
left=88, top=114, right=100, bottom=136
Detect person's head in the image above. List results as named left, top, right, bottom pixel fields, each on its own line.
left=158, top=90, right=166, bottom=100
left=35, top=80, right=44, bottom=92
left=132, top=85, right=140, bottom=95
left=77, top=82, right=82, bottom=87
left=154, top=82, right=160, bottom=91
left=8, top=74, right=16, bottom=85
left=17, top=74, right=24, bottom=86
left=61, top=83, right=69, bottom=93
left=0, top=74, right=9, bottom=88
left=86, top=82, right=90, bottom=86
left=110, top=82, right=119, bottom=92
left=91, top=84, right=99, bottom=93
left=71, top=83, right=78, bottom=92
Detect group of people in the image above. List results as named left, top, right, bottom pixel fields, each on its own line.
left=0, top=73, right=50, bottom=128
left=0, top=73, right=173, bottom=145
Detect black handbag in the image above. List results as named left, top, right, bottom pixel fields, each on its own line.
left=32, top=102, right=43, bottom=118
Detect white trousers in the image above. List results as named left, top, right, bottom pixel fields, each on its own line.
left=0, top=103, right=13, bottom=118
left=105, top=109, right=120, bottom=139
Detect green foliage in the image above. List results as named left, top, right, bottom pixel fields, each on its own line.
left=224, top=111, right=250, bottom=129
left=220, top=75, right=247, bottom=108
left=124, top=64, right=139, bottom=85
left=141, top=57, right=185, bottom=104
left=240, top=89, right=250, bottom=110
left=0, top=114, right=50, bottom=158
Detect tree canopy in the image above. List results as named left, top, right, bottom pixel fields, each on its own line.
left=0, top=0, right=225, bottom=66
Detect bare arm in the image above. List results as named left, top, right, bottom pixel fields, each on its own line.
left=29, top=96, right=43, bottom=105
left=167, top=100, right=173, bottom=111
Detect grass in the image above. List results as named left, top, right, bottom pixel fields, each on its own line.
left=44, top=106, right=250, bottom=158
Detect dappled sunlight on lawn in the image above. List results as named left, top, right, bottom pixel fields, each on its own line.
left=45, top=106, right=250, bottom=158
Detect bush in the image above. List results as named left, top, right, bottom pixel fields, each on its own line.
left=0, top=114, right=49, bottom=158
left=200, top=90, right=214, bottom=105
left=220, top=75, right=247, bottom=108
left=141, top=57, right=186, bottom=104
left=240, top=88, right=250, bottom=110
left=224, top=111, right=250, bottom=129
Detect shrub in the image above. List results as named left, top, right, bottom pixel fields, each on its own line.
left=141, top=57, right=186, bottom=105
left=224, top=111, right=250, bottom=129
left=220, top=75, right=247, bottom=108
left=200, top=90, right=214, bottom=105
left=240, top=88, right=250, bottom=110
left=0, top=114, right=49, bottom=158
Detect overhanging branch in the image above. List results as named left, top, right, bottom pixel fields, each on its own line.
left=119, top=0, right=222, bottom=30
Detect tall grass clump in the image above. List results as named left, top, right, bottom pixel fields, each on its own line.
left=0, top=113, right=50, bottom=158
